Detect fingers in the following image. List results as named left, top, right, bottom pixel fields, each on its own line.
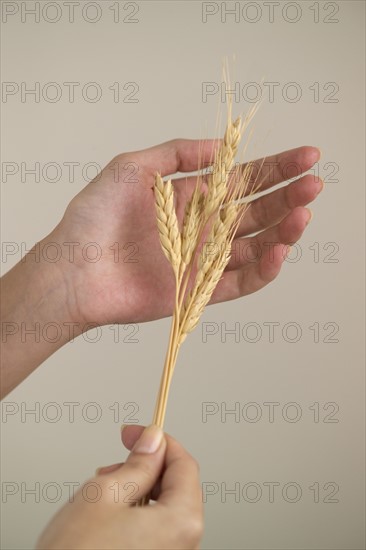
left=121, top=424, right=145, bottom=450
left=96, top=425, right=166, bottom=505
left=242, top=145, right=320, bottom=193
left=121, top=425, right=202, bottom=515
left=110, top=425, right=203, bottom=546
left=120, top=424, right=165, bottom=501
left=96, top=463, right=123, bottom=475
left=119, top=143, right=319, bottom=198
left=95, top=426, right=145, bottom=477
left=127, top=138, right=221, bottom=178
left=156, top=436, right=202, bottom=512
left=213, top=242, right=288, bottom=302
left=152, top=436, right=203, bottom=547
left=211, top=207, right=310, bottom=303
left=236, top=174, right=323, bottom=237
left=229, top=206, right=311, bottom=272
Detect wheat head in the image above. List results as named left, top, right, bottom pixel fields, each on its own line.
left=154, top=173, right=182, bottom=277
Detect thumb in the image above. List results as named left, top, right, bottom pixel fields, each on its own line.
left=113, top=424, right=166, bottom=503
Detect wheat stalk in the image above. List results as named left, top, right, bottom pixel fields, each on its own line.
left=153, top=104, right=258, bottom=426
left=138, top=101, right=258, bottom=506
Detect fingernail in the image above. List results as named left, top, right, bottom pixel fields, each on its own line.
left=306, top=209, right=313, bottom=224
left=285, top=245, right=292, bottom=258
left=120, top=424, right=127, bottom=433
left=131, top=424, right=163, bottom=454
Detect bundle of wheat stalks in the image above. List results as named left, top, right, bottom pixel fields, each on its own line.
left=150, top=102, right=260, bottom=431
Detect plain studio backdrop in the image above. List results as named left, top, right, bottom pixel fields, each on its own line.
left=1, top=1, right=365, bottom=549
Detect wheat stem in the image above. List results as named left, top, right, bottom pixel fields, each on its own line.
left=138, top=98, right=258, bottom=506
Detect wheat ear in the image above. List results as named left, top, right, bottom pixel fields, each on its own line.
left=138, top=103, right=258, bottom=507
left=154, top=174, right=181, bottom=277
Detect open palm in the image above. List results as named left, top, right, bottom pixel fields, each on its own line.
left=56, top=139, right=322, bottom=327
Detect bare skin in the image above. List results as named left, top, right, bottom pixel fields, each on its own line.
left=1, top=139, right=322, bottom=397
left=1, top=138, right=322, bottom=549
left=37, top=425, right=203, bottom=550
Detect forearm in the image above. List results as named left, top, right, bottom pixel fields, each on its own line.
left=0, top=230, right=82, bottom=398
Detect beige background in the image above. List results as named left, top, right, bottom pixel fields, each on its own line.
left=1, top=1, right=365, bottom=549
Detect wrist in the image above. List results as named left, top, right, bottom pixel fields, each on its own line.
left=1, top=228, right=84, bottom=396
left=38, top=226, right=86, bottom=331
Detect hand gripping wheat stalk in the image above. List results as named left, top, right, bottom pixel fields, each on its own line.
left=138, top=101, right=260, bottom=505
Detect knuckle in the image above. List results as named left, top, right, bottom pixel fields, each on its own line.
left=105, top=153, right=141, bottom=185
left=87, top=475, right=107, bottom=493
left=109, top=152, right=137, bottom=169
left=253, top=196, right=266, bottom=227
left=170, top=138, right=184, bottom=147
left=111, top=152, right=126, bottom=164
left=189, top=515, right=204, bottom=543
left=188, top=511, right=204, bottom=539
left=173, top=514, right=204, bottom=548
left=75, top=477, right=105, bottom=504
